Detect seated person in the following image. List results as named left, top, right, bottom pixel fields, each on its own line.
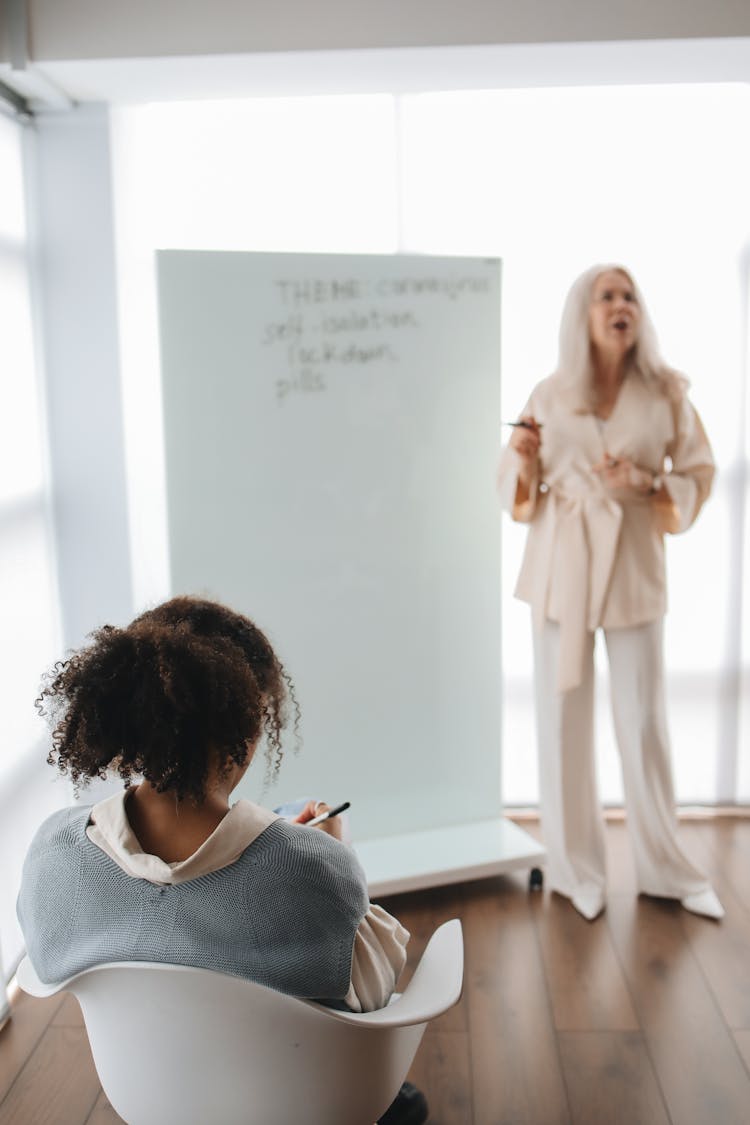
left=18, top=595, right=426, bottom=1124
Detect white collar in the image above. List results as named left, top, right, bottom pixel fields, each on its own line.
left=86, top=788, right=279, bottom=886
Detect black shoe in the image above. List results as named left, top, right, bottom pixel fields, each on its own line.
left=377, top=1081, right=429, bottom=1125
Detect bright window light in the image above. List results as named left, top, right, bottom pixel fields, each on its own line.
left=0, top=114, right=60, bottom=780
left=112, top=83, right=750, bottom=808
left=0, top=113, right=26, bottom=242
left=399, top=83, right=750, bottom=804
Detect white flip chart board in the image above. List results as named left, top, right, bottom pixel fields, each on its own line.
left=157, top=250, right=543, bottom=887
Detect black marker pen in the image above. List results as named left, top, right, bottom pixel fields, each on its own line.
left=307, top=801, right=351, bottom=827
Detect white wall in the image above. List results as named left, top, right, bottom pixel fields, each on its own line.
left=17, top=0, right=750, bottom=61
left=28, top=104, right=133, bottom=649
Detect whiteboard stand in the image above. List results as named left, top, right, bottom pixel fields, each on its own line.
left=355, top=817, right=545, bottom=897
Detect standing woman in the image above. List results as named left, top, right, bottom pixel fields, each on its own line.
left=498, top=264, right=722, bottom=922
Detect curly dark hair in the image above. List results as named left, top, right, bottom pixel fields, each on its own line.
left=36, top=596, right=300, bottom=802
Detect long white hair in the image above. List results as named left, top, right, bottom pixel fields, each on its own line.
left=556, top=263, right=687, bottom=407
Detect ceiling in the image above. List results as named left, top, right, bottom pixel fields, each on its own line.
left=2, top=37, right=750, bottom=113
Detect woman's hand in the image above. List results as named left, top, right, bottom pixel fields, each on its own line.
left=592, top=454, right=653, bottom=495
left=508, top=416, right=542, bottom=487
left=293, top=799, right=345, bottom=841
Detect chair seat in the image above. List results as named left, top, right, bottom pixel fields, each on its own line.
left=17, top=918, right=463, bottom=1125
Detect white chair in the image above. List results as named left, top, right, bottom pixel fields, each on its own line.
left=16, top=917, right=463, bottom=1125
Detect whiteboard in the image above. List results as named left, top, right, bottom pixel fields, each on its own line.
left=157, top=251, right=508, bottom=847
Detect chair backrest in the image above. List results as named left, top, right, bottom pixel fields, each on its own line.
left=17, top=917, right=463, bottom=1125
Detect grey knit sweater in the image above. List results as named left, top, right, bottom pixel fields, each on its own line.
left=17, top=805, right=369, bottom=999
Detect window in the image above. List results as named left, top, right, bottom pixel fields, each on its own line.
left=399, top=84, right=750, bottom=806
left=0, top=109, right=61, bottom=978
left=112, top=84, right=750, bottom=808
left=0, top=112, right=59, bottom=784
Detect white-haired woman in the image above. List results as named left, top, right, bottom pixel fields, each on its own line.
left=498, top=264, right=722, bottom=922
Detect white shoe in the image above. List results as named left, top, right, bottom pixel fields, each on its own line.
left=681, top=889, right=724, bottom=920
left=570, top=886, right=606, bottom=921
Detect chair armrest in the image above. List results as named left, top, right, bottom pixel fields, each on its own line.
left=15, top=956, right=66, bottom=999
left=308, top=918, right=464, bottom=1028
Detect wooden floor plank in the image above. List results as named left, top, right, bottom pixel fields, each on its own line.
left=602, top=820, right=639, bottom=895
left=671, top=823, right=750, bottom=1030
left=607, top=893, right=750, bottom=1125
left=689, top=811, right=748, bottom=871
left=700, top=819, right=750, bottom=889
left=558, top=1030, right=671, bottom=1125
left=84, top=1089, right=125, bottom=1124
left=680, top=901, right=750, bottom=1031
left=533, top=890, right=639, bottom=1031
left=0, top=1026, right=100, bottom=1125
left=681, top=819, right=750, bottom=909
left=407, top=1030, right=473, bottom=1125
left=51, top=992, right=84, bottom=1028
left=463, top=877, right=571, bottom=1125
left=0, top=988, right=65, bottom=1105
left=734, top=1030, right=750, bottom=1076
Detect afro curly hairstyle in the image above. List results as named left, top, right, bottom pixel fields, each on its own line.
left=36, top=596, right=300, bottom=803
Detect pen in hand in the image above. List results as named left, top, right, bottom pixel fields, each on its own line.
left=307, top=801, right=351, bottom=827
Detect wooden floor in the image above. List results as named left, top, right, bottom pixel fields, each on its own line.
left=2, top=817, right=750, bottom=1124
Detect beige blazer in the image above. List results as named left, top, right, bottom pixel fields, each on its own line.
left=497, top=371, right=714, bottom=691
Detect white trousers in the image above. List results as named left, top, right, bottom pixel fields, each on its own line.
left=532, top=618, right=709, bottom=900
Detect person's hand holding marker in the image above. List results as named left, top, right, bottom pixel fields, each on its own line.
left=508, top=416, right=542, bottom=468
left=507, top=416, right=542, bottom=501
left=293, top=799, right=350, bottom=841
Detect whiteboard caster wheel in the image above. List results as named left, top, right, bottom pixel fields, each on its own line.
left=529, top=867, right=544, bottom=892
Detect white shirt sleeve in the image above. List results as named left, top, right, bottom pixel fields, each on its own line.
left=343, top=903, right=410, bottom=1013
